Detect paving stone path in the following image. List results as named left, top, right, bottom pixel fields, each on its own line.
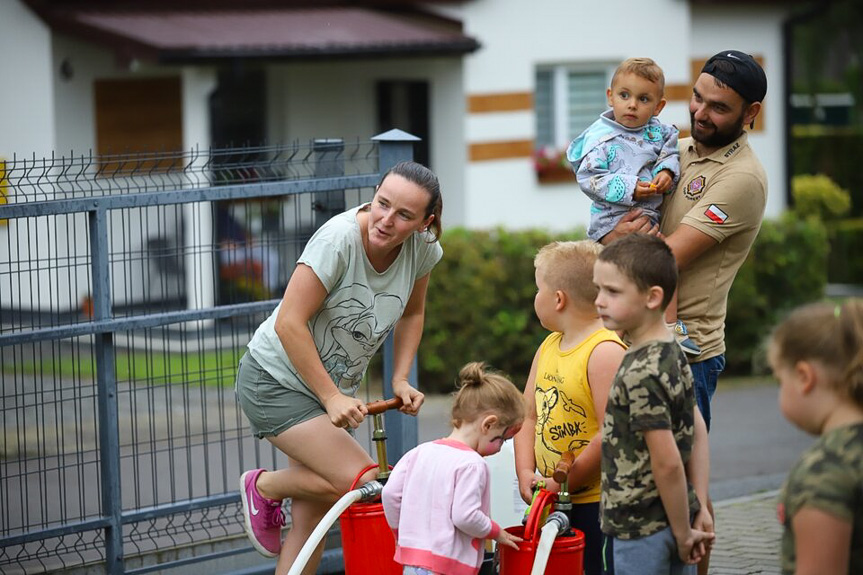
left=711, top=490, right=783, bottom=575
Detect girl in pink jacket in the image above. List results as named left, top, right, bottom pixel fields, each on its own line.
left=382, top=362, right=525, bottom=575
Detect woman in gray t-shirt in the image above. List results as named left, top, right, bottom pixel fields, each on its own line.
left=235, top=161, right=443, bottom=573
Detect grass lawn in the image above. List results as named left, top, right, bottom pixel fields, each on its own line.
left=7, top=350, right=779, bottom=390
left=15, top=348, right=245, bottom=387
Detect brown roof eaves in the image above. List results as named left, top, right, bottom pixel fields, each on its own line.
left=33, top=6, right=480, bottom=63
left=155, top=41, right=481, bottom=64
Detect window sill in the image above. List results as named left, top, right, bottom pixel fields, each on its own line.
left=536, top=165, right=575, bottom=185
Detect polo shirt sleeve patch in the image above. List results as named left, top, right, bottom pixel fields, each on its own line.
left=704, top=204, right=728, bottom=224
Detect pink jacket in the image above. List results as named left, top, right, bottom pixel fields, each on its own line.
left=382, top=439, right=501, bottom=575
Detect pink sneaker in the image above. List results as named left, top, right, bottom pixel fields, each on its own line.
left=239, top=469, right=285, bottom=557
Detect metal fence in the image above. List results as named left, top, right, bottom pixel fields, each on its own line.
left=0, top=131, right=420, bottom=574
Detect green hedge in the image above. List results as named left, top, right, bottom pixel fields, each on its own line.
left=725, top=213, right=829, bottom=374
left=826, top=218, right=863, bottom=284
left=788, top=172, right=862, bottom=285
left=791, top=132, right=863, bottom=216
left=418, top=214, right=830, bottom=390
left=420, top=227, right=583, bottom=393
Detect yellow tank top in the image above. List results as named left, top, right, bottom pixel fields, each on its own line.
left=533, top=329, right=624, bottom=504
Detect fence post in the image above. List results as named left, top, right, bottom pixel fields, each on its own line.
left=313, top=139, right=345, bottom=229
left=373, top=129, right=420, bottom=175
left=184, top=146, right=216, bottom=324
left=371, top=130, right=420, bottom=463
left=89, top=206, right=124, bottom=573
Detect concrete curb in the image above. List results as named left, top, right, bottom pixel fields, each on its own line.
left=714, top=488, right=780, bottom=508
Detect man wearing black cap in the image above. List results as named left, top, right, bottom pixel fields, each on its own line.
left=660, top=50, right=767, bottom=430
left=603, top=49, right=767, bottom=575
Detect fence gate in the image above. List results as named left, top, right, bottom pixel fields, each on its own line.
left=0, top=131, right=419, bottom=574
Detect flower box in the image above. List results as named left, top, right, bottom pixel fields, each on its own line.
left=534, top=146, right=575, bottom=185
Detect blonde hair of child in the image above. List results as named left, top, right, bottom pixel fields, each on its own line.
left=451, top=362, right=525, bottom=429
left=534, top=240, right=604, bottom=308
left=611, top=57, right=666, bottom=93
left=770, top=298, right=863, bottom=408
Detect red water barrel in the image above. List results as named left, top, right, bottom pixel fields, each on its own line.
left=498, top=489, right=585, bottom=575
left=340, top=500, right=401, bottom=575
left=339, top=465, right=401, bottom=575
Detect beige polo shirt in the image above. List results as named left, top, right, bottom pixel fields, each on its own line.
left=660, top=132, right=767, bottom=361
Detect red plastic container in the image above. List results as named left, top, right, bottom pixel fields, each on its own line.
left=339, top=465, right=401, bottom=575
left=498, top=489, right=585, bottom=575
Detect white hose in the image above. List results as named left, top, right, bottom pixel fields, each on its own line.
left=530, top=522, right=559, bottom=575
left=286, top=481, right=383, bottom=575
left=530, top=511, right=570, bottom=575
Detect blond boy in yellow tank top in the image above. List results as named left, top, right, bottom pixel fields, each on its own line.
left=514, top=240, right=626, bottom=575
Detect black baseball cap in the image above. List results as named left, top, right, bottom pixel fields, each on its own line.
left=701, top=50, right=767, bottom=103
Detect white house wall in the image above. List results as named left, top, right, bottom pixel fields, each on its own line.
left=3, top=10, right=467, bottom=312
left=452, top=0, right=693, bottom=230
left=430, top=60, right=468, bottom=228
left=0, top=1, right=56, bottom=158
left=267, top=57, right=466, bottom=224
left=0, top=1, right=58, bottom=313
left=0, top=0, right=794, bottom=312
left=8, top=33, right=207, bottom=313
left=48, top=35, right=205, bottom=312
left=438, top=0, right=788, bottom=231
left=181, top=67, right=218, bottom=315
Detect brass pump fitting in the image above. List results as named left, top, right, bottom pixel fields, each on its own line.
left=555, top=484, right=572, bottom=514
left=372, top=413, right=390, bottom=481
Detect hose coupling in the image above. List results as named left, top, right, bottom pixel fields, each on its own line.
left=356, top=480, right=384, bottom=501
left=544, top=511, right=570, bottom=536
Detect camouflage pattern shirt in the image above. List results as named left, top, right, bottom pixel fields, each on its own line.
left=778, top=423, right=863, bottom=575
left=600, top=340, right=699, bottom=539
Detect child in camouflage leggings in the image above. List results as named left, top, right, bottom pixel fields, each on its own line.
left=768, top=299, right=863, bottom=575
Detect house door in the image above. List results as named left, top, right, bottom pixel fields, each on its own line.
left=377, top=81, right=430, bottom=168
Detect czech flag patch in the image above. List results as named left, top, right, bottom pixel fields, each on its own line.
left=705, top=204, right=728, bottom=224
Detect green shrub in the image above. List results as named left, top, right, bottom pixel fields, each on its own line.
left=420, top=227, right=583, bottom=392
left=419, top=214, right=829, bottom=387
left=725, top=212, right=829, bottom=373
left=791, top=132, right=863, bottom=216
left=826, top=217, right=863, bottom=284
left=791, top=174, right=851, bottom=220
left=789, top=174, right=863, bottom=285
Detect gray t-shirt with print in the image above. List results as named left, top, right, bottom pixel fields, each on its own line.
left=247, top=204, right=443, bottom=403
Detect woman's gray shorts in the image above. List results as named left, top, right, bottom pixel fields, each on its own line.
left=234, top=352, right=326, bottom=439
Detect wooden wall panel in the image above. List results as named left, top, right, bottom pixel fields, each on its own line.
left=665, top=83, right=691, bottom=102
left=468, top=92, right=533, bottom=113
left=469, top=139, right=534, bottom=161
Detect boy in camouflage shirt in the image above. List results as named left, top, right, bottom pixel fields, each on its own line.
left=593, top=234, right=712, bottom=574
